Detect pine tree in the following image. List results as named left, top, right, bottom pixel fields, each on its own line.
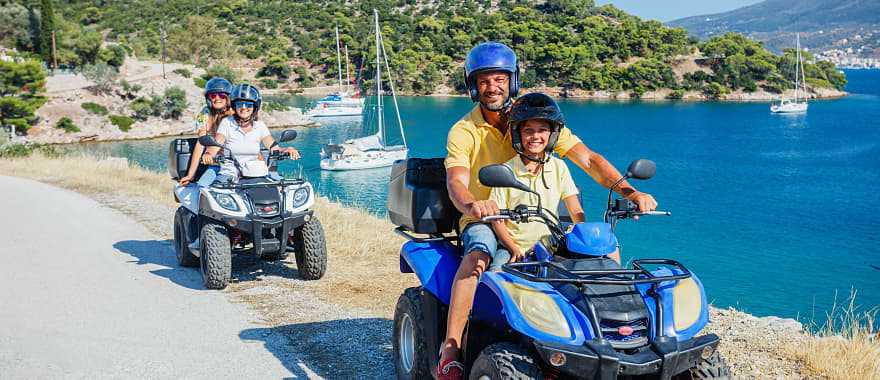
left=38, top=0, right=55, bottom=65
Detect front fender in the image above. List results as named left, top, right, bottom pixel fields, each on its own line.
left=472, top=271, right=592, bottom=346
left=636, top=268, right=709, bottom=342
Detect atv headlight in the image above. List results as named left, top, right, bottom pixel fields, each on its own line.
left=213, top=193, right=239, bottom=211
left=292, top=187, right=310, bottom=208
left=673, top=277, right=702, bottom=331
left=500, top=282, right=570, bottom=338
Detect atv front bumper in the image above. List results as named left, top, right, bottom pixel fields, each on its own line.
left=219, top=210, right=313, bottom=257
left=533, top=334, right=720, bottom=380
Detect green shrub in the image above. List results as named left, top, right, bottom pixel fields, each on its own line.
left=0, top=143, right=34, bottom=158
left=162, top=87, right=188, bottom=119
left=667, top=89, right=685, bottom=100
left=81, top=102, right=108, bottom=115
left=201, top=64, right=238, bottom=83
left=0, top=143, right=62, bottom=158
left=129, top=97, right=159, bottom=120
left=260, top=78, right=278, bottom=89
left=194, top=77, right=207, bottom=88
left=55, top=117, right=80, bottom=133
left=173, top=68, right=192, bottom=78
left=109, top=115, right=135, bottom=132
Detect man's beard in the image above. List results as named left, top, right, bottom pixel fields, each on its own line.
left=481, top=95, right=508, bottom=111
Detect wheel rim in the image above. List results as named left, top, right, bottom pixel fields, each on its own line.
left=399, top=313, right=415, bottom=373
left=478, top=376, right=491, bottom=380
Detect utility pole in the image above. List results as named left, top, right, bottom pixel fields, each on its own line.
left=160, top=21, right=167, bottom=79
left=51, top=30, right=57, bottom=71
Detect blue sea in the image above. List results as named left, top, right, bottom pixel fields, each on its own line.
left=74, top=70, right=880, bottom=324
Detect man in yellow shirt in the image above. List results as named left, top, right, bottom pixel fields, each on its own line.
left=437, top=42, right=658, bottom=380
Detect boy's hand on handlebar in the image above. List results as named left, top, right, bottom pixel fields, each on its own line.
left=627, top=191, right=658, bottom=212
left=508, top=247, right=525, bottom=264
left=466, top=200, right=499, bottom=219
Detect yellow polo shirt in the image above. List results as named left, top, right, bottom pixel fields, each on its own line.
left=445, top=104, right=581, bottom=230
left=489, top=156, right=579, bottom=253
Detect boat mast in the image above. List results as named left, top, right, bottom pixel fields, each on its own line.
left=345, top=45, right=351, bottom=94
left=335, top=24, right=343, bottom=94
left=799, top=33, right=808, bottom=101
left=378, top=28, right=407, bottom=148
left=795, top=33, right=801, bottom=102
left=374, top=9, right=383, bottom=144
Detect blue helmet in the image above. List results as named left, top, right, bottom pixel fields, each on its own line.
left=230, top=83, right=262, bottom=113
left=204, top=77, right=233, bottom=106
left=464, top=42, right=520, bottom=102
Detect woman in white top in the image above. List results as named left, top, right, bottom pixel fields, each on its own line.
left=202, top=83, right=300, bottom=180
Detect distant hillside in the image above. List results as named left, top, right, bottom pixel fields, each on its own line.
left=669, top=0, right=880, bottom=56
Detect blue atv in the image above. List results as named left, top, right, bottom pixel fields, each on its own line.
left=387, top=158, right=729, bottom=380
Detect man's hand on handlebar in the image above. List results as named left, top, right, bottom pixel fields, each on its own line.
left=626, top=191, right=658, bottom=213
left=466, top=199, right=500, bottom=219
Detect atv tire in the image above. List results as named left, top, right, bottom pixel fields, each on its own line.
left=291, top=217, right=327, bottom=280
left=393, top=287, right=430, bottom=380
left=200, top=221, right=231, bottom=289
left=469, top=342, right=543, bottom=380
left=675, top=351, right=731, bottom=380
left=173, top=207, right=199, bottom=267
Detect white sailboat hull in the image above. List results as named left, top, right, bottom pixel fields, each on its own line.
left=306, top=105, right=364, bottom=118
left=771, top=102, right=808, bottom=113
left=320, top=147, right=408, bottom=171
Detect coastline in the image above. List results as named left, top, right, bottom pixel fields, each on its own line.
left=1, top=152, right=876, bottom=379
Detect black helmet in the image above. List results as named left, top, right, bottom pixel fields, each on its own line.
left=509, top=93, right=565, bottom=163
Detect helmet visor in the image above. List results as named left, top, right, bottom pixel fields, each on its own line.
left=233, top=100, right=255, bottom=110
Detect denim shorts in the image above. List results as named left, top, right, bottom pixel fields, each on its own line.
left=461, top=223, right=510, bottom=272
left=197, top=166, right=220, bottom=187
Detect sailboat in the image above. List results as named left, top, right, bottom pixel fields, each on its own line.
left=319, top=10, right=408, bottom=171
left=771, top=34, right=809, bottom=113
left=306, top=25, right=364, bottom=118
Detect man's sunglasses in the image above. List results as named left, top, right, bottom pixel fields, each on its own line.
left=207, top=92, right=227, bottom=100
left=233, top=100, right=255, bottom=109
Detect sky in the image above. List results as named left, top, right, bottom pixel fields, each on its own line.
left=594, top=0, right=764, bottom=22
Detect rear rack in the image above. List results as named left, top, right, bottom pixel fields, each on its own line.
left=503, top=259, right=692, bottom=344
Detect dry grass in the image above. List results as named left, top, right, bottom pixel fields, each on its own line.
left=785, top=291, right=880, bottom=380
left=0, top=152, right=414, bottom=316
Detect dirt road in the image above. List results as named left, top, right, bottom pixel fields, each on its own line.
left=0, top=176, right=321, bottom=379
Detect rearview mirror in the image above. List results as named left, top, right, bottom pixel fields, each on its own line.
left=479, top=164, right=531, bottom=193
left=279, top=130, right=298, bottom=143
left=198, top=135, right=221, bottom=147
left=626, top=159, right=656, bottom=180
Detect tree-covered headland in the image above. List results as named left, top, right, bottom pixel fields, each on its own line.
left=2, top=0, right=846, bottom=100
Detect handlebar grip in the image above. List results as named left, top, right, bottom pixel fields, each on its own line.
left=480, top=215, right=510, bottom=222
left=638, top=210, right=672, bottom=216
